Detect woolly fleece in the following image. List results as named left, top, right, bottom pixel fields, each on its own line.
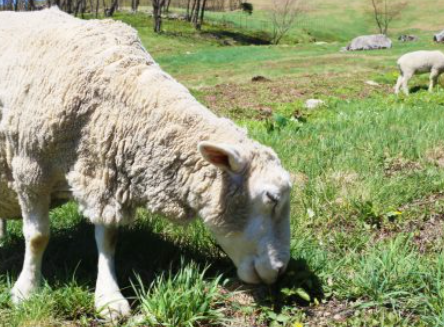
left=0, top=8, right=287, bottom=232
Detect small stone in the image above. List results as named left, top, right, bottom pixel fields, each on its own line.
left=304, top=99, right=325, bottom=110
left=365, top=80, right=379, bottom=86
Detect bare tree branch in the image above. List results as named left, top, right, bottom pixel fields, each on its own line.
left=369, top=0, right=408, bottom=35
left=269, top=0, right=306, bottom=45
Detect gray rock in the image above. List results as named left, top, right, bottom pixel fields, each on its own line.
left=398, top=34, right=418, bottom=42
left=434, top=30, right=444, bottom=42
left=345, top=34, right=392, bottom=51
left=305, top=99, right=325, bottom=110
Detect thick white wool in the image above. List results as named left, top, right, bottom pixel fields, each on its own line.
left=0, top=8, right=284, bottom=227
left=397, top=50, right=444, bottom=74
left=395, top=50, right=444, bottom=95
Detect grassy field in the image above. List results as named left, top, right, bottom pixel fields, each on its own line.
left=3, top=4, right=444, bottom=327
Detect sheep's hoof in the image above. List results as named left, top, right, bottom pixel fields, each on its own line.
left=11, top=279, right=37, bottom=304
left=96, top=294, right=131, bottom=322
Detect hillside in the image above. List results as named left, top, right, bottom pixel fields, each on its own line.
left=220, top=0, right=444, bottom=41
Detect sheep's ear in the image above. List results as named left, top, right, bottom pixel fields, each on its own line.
left=198, top=141, right=246, bottom=174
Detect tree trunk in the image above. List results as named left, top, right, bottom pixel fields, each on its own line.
left=185, top=0, right=191, bottom=20
left=106, top=0, right=118, bottom=16
left=131, top=0, right=139, bottom=12
left=66, top=0, right=73, bottom=13
left=189, top=0, right=197, bottom=22
left=198, top=0, right=207, bottom=29
left=95, top=0, right=99, bottom=16
left=165, top=0, right=172, bottom=13
left=192, top=0, right=200, bottom=28
left=153, top=0, right=165, bottom=33
left=73, top=0, right=81, bottom=16
left=29, top=0, right=36, bottom=10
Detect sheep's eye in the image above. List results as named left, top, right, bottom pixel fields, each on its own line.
left=266, top=192, right=280, bottom=205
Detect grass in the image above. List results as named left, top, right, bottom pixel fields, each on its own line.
left=4, top=5, right=444, bottom=327
left=131, top=261, right=227, bottom=327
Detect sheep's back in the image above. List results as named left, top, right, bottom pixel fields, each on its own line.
left=0, top=9, right=152, bottom=157
left=397, top=51, right=444, bottom=72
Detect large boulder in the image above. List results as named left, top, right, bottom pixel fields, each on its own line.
left=434, top=30, right=444, bottom=42
left=345, top=34, right=392, bottom=51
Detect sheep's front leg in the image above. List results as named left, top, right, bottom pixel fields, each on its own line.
left=11, top=195, right=50, bottom=303
left=0, top=219, right=6, bottom=240
left=94, top=224, right=130, bottom=320
left=429, top=69, right=440, bottom=92
left=394, top=75, right=403, bottom=94
left=401, top=72, right=412, bottom=95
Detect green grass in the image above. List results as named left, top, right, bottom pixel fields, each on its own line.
left=132, top=261, right=227, bottom=327
left=4, top=6, right=444, bottom=327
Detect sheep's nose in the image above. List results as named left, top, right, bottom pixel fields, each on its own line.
left=274, top=261, right=286, bottom=276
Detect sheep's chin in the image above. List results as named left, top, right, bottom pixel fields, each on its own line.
left=237, top=257, right=283, bottom=285
left=237, top=258, right=261, bottom=284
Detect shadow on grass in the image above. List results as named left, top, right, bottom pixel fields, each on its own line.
left=201, top=31, right=271, bottom=45
left=0, top=220, right=323, bottom=311
left=410, top=85, right=429, bottom=93
left=253, top=258, right=324, bottom=312
left=158, top=30, right=271, bottom=46
left=0, top=219, right=231, bottom=294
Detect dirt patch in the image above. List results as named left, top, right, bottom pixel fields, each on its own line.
left=221, top=283, right=269, bottom=327
left=384, top=156, right=423, bottom=177
left=409, top=215, right=444, bottom=253
left=328, top=170, right=361, bottom=203
left=372, top=193, right=444, bottom=251
left=329, top=171, right=359, bottom=185
left=426, top=145, right=444, bottom=168
left=251, top=75, right=271, bottom=83
left=304, top=298, right=355, bottom=327
left=198, top=73, right=392, bottom=119
left=291, top=172, right=309, bottom=190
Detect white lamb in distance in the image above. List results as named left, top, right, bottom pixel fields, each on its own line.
left=395, top=50, right=444, bottom=95
left=0, top=8, right=292, bottom=319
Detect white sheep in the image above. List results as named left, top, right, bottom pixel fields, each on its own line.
left=0, top=8, right=292, bottom=319
left=395, top=50, right=444, bottom=95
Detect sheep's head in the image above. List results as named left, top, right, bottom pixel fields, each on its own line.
left=198, top=141, right=291, bottom=284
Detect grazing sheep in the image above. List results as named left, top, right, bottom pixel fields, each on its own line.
left=0, top=8, right=292, bottom=319
left=394, top=50, right=444, bottom=95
